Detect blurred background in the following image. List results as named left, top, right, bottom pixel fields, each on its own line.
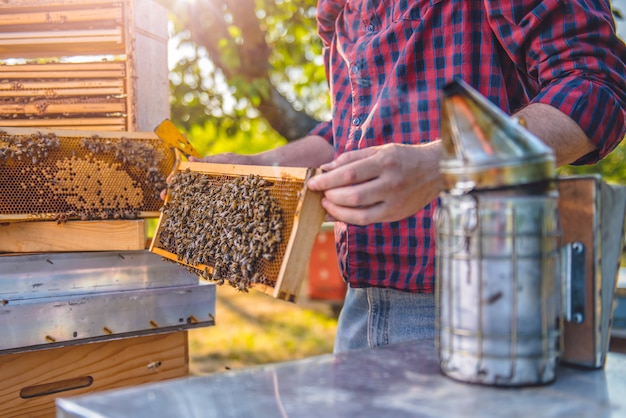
left=156, top=0, right=626, bottom=374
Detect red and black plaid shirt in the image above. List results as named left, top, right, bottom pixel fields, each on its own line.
left=310, top=0, right=626, bottom=292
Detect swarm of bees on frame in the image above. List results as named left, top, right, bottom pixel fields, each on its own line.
left=157, top=169, right=285, bottom=292
left=0, top=131, right=168, bottom=223
left=80, top=135, right=168, bottom=194
left=0, top=130, right=59, bottom=165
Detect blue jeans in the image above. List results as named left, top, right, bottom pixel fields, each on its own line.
left=334, top=287, right=435, bottom=353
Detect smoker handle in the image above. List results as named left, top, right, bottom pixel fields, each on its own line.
left=561, top=242, right=586, bottom=324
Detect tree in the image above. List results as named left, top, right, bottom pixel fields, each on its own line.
left=157, top=0, right=328, bottom=155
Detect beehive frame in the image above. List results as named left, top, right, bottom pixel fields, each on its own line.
left=150, top=161, right=326, bottom=302
left=0, top=126, right=175, bottom=223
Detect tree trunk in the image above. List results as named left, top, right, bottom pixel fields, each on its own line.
left=184, top=0, right=320, bottom=141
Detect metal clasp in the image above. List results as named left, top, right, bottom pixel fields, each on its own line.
left=561, top=242, right=586, bottom=324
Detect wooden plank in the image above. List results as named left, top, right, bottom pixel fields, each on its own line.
left=0, top=46, right=125, bottom=60
left=0, top=28, right=121, bottom=41
left=0, top=212, right=160, bottom=223
left=0, top=125, right=158, bottom=139
left=0, top=102, right=125, bottom=115
left=131, top=0, right=170, bottom=131
left=179, top=161, right=315, bottom=180
left=36, top=125, right=127, bottom=131
left=271, top=169, right=326, bottom=301
left=0, top=34, right=124, bottom=58
left=0, top=80, right=124, bottom=89
left=0, top=69, right=125, bottom=78
left=0, top=8, right=122, bottom=27
left=0, top=62, right=126, bottom=72
left=33, top=125, right=127, bottom=131
left=0, top=117, right=126, bottom=127
left=0, top=220, right=146, bottom=252
left=559, top=177, right=599, bottom=367
left=0, top=87, right=125, bottom=97
left=0, top=332, right=189, bottom=418
left=0, top=0, right=120, bottom=7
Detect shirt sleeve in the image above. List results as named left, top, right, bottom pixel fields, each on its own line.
left=485, top=0, right=626, bottom=164
left=308, top=119, right=334, bottom=144
left=317, top=0, right=347, bottom=46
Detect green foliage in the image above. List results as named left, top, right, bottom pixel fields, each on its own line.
left=187, top=118, right=287, bottom=157
left=159, top=0, right=327, bottom=155
left=558, top=141, right=626, bottom=184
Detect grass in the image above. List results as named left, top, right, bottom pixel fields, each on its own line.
left=188, top=283, right=339, bottom=375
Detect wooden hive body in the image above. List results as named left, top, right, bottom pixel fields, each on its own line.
left=0, top=0, right=169, bottom=132
left=0, top=0, right=170, bottom=252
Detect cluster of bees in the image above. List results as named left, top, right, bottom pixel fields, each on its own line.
left=54, top=209, right=138, bottom=224
left=0, top=131, right=60, bottom=165
left=157, top=169, right=285, bottom=292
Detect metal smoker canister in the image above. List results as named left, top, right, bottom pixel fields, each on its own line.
left=435, top=80, right=561, bottom=386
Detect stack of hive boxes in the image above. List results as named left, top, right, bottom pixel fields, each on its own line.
left=0, top=0, right=169, bottom=131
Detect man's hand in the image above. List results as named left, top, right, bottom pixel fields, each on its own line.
left=158, top=135, right=334, bottom=200
left=307, top=141, right=443, bottom=226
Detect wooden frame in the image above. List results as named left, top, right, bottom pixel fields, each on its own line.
left=150, top=162, right=326, bottom=302
left=0, top=220, right=146, bottom=252
left=0, top=126, right=175, bottom=227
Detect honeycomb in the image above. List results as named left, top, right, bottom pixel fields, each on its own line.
left=151, top=163, right=317, bottom=294
left=0, top=127, right=175, bottom=222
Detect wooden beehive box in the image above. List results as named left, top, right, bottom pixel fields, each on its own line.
left=0, top=0, right=169, bottom=132
left=0, top=332, right=188, bottom=418
left=0, top=126, right=176, bottom=252
left=150, top=162, right=326, bottom=302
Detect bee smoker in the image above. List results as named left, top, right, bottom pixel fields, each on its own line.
left=435, top=80, right=561, bottom=386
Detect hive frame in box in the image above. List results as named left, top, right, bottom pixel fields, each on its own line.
left=150, top=161, right=326, bottom=302
left=0, top=126, right=175, bottom=223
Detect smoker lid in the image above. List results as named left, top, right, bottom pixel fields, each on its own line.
left=439, top=79, right=556, bottom=192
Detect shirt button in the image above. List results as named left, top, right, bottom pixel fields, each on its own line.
left=352, top=118, right=361, bottom=126
left=351, top=65, right=359, bottom=74
left=367, top=24, right=375, bottom=32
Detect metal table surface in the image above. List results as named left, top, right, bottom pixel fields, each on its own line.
left=56, top=339, right=626, bottom=418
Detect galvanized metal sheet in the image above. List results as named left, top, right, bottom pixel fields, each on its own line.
left=0, top=250, right=199, bottom=300
left=0, top=283, right=215, bottom=353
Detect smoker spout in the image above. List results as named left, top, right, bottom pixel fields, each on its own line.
left=439, top=79, right=556, bottom=193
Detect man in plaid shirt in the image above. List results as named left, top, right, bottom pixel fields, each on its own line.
left=201, top=1, right=626, bottom=352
